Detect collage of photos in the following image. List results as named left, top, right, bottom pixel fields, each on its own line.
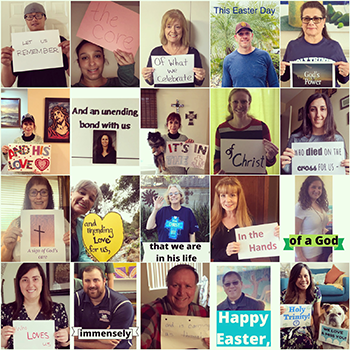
left=0, top=0, right=349, bottom=350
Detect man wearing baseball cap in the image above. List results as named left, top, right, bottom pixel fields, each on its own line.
left=222, top=22, right=278, bottom=88
left=1, top=2, right=70, bottom=87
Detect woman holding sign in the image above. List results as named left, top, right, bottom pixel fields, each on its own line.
left=72, top=40, right=139, bottom=87
left=211, top=177, right=279, bottom=262
left=213, top=88, right=278, bottom=174
left=281, top=92, right=349, bottom=174
left=280, top=263, right=321, bottom=349
left=280, top=1, right=349, bottom=87
left=1, top=263, right=69, bottom=349
left=141, top=9, right=205, bottom=87
left=71, top=180, right=102, bottom=261
left=1, top=176, right=69, bottom=262
left=295, top=176, right=330, bottom=262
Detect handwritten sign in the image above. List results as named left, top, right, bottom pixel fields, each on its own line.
left=165, top=142, right=208, bottom=169
left=292, top=141, right=345, bottom=175
left=8, top=144, right=51, bottom=172
left=319, top=324, right=349, bottom=348
left=291, top=62, right=335, bottom=88
left=152, top=54, right=194, bottom=85
left=221, top=139, right=266, bottom=174
left=21, top=210, right=65, bottom=262
left=281, top=304, right=312, bottom=328
left=77, top=1, right=139, bottom=56
left=12, top=30, right=63, bottom=73
left=13, top=320, right=54, bottom=349
left=82, top=212, right=124, bottom=262
left=161, top=314, right=209, bottom=349
left=236, top=223, right=279, bottom=260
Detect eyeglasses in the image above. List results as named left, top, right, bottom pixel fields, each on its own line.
left=169, top=192, right=179, bottom=197
left=224, top=281, right=240, bottom=287
left=29, top=189, right=49, bottom=197
left=301, top=16, right=324, bottom=24
left=25, top=13, right=44, bottom=21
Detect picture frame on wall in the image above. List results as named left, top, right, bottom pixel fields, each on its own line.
left=1, top=98, right=21, bottom=128
left=340, top=95, right=349, bottom=110
left=44, top=98, right=70, bottom=143
left=46, top=263, right=69, bottom=295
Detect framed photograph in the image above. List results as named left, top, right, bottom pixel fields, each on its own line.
left=46, top=263, right=70, bottom=295
left=298, top=107, right=304, bottom=121
left=1, top=98, right=21, bottom=127
left=340, top=95, right=349, bottom=110
left=44, top=98, right=70, bottom=143
left=92, top=130, right=117, bottom=164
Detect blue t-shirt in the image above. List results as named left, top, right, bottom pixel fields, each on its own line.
left=155, top=206, right=199, bottom=242
left=222, top=48, right=279, bottom=87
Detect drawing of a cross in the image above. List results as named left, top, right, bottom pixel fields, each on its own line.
left=165, top=216, right=184, bottom=240
left=171, top=99, right=184, bottom=113
left=185, top=111, right=197, bottom=125
left=34, top=225, right=45, bottom=247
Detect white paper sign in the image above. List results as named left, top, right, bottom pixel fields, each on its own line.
left=161, top=314, right=209, bottom=349
left=292, top=141, right=345, bottom=175
left=165, top=142, right=208, bottom=169
left=236, top=223, right=279, bottom=260
left=152, top=54, right=194, bottom=85
left=20, top=209, right=66, bottom=262
left=143, top=242, right=210, bottom=263
left=319, top=324, right=349, bottom=348
left=8, top=144, right=51, bottom=172
left=290, top=62, right=336, bottom=88
left=221, top=139, right=266, bottom=174
left=13, top=320, right=55, bottom=349
left=280, top=304, right=312, bottom=328
left=12, top=30, right=63, bottom=72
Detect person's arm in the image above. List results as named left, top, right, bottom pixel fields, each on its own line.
left=141, top=304, right=157, bottom=349
left=295, top=217, right=307, bottom=261
left=213, top=127, right=222, bottom=174
left=1, top=47, right=16, bottom=87
left=54, top=327, right=70, bottom=348
left=146, top=196, right=164, bottom=230
left=1, top=222, right=22, bottom=262
left=261, top=122, right=277, bottom=167
left=107, top=273, right=114, bottom=289
left=59, top=40, right=70, bottom=76
left=189, top=233, right=195, bottom=242
left=142, top=51, right=155, bottom=85
left=266, top=54, right=279, bottom=87
left=114, top=50, right=139, bottom=87
left=221, top=56, right=232, bottom=87
left=313, top=301, right=321, bottom=339
left=193, top=49, right=205, bottom=86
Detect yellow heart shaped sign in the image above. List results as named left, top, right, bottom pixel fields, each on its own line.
left=82, top=212, right=123, bottom=262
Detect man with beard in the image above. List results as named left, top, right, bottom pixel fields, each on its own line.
left=74, top=265, right=134, bottom=349
left=217, top=271, right=265, bottom=310
left=48, top=105, right=69, bottom=139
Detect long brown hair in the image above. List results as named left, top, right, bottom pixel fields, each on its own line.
left=11, top=263, right=53, bottom=320
left=298, top=176, right=329, bottom=211
left=284, top=263, right=315, bottom=304
left=211, top=177, right=252, bottom=237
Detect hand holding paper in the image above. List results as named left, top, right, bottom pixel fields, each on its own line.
left=1, top=325, right=15, bottom=347
left=281, top=147, right=295, bottom=169
left=1, top=47, right=14, bottom=66
left=226, top=241, right=240, bottom=256
left=280, top=61, right=290, bottom=76
left=114, top=49, right=134, bottom=66
left=263, top=139, right=279, bottom=160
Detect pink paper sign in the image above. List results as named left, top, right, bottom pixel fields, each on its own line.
left=77, top=1, right=139, bottom=56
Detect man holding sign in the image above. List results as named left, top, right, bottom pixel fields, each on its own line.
left=1, top=2, right=70, bottom=87
left=74, top=265, right=134, bottom=349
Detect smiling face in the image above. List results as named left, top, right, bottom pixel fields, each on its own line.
left=308, top=97, right=327, bottom=135
left=82, top=269, right=106, bottom=304
left=230, top=91, right=251, bottom=117
left=19, top=268, right=42, bottom=303
left=165, top=19, right=183, bottom=45
left=167, top=269, right=197, bottom=315
left=234, top=29, right=253, bottom=51
left=219, top=189, right=238, bottom=213
left=223, top=273, right=243, bottom=302
left=167, top=118, right=180, bottom=134
left=22, top=121, right=35, bottom=137
left=25, top=12, right=45, bottom=31
left=78, top=43, right=105, bottom=82
left=71, top=186, right=97, bottom=217
left=29, top=183, right=49, bottom=209
left=302, top=7, right=325, bottom=40
left=101, top=135, right=109, bottom=148
left=296, top=267, right=311, bottom=291
left=308, top=180, right=323, bottom=202
left=168, top=186, right=181, bottom=206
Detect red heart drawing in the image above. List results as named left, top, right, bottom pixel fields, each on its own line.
left=35, top=158, right=50, bottom=171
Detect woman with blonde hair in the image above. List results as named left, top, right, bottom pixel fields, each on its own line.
left=146, top=184, right=199, bottom=242
left=141, top=9, right=205, bottom=87
left=211, top=177, right=279, bottom=261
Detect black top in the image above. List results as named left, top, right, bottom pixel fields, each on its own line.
left=93, top=149, right=117, bottom=164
